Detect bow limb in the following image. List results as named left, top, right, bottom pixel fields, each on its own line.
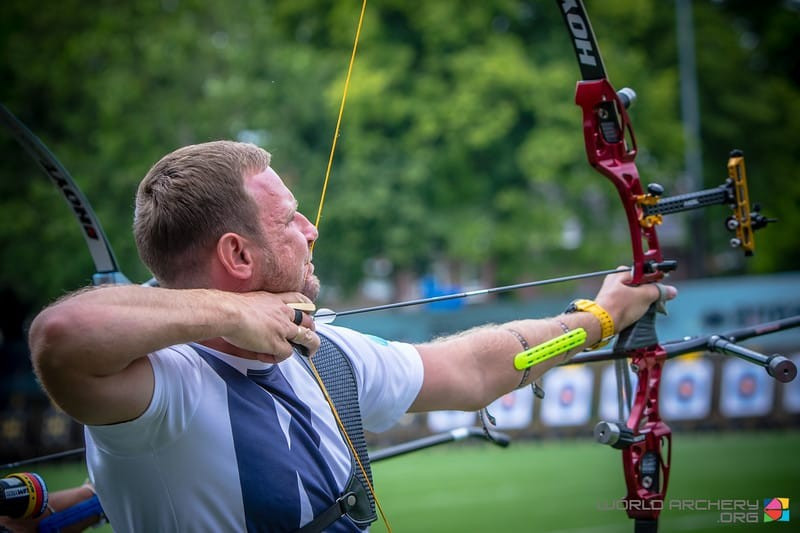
left=0, top=104, right=129, bottom=286
left=0, top=105, right=129, bottom=476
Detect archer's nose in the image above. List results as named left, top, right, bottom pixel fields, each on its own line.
left=300, top=212, right=318, bottom=244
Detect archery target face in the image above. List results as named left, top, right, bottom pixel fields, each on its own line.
left=599, top=363, right=639, bottom=422
left=781, top=353, right=800, bottom=413
left=540, top=366, right=593, bottom=427
left=484, top=386, right=535, bottom=429
left=427, top=409, right=476, bottom=433
left=661, top=357, right=713, bottom=420
left=720, top=358, right=775, bottom=417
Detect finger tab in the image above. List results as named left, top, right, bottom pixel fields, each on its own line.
left=288, top=302, right=316, bottom=313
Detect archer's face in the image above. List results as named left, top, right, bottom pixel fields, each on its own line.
left=244, top=167, right=320, bottom=300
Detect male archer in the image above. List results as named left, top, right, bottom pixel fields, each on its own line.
left=28, top=140, right=673, bottom=532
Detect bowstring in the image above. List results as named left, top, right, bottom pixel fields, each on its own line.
left=308, top=359, right=392, bottom=531
left=309, top=0, right=367, bottom=254
left=305, top=1, right=392, bottom=530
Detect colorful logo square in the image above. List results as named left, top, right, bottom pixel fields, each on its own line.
left=764, top=497, right=790, bottom=522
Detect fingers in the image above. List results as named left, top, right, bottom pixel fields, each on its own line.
left=287, top=299, right=316, bottom=330
left=607, top=265, right=633, bottom=282
left=606, top=266, right=677, bottom=303
left=650, top=282, right=678, bottom=315
left=289, top=325, right=320, bottom=357
left=252, top=296, right=317, bottom=357
left=644, top=281, right=677, bottom=305
left=290, top=325, right=303, bottom=343
left=596, top=270, right=679, bottom=332
left=226, top=291, right=320, bottom=361
left=286, top=306, right=315, bottom=331
left=655, top=282, right=678, bottom=301
left=292, top=308, right=303, bottom=325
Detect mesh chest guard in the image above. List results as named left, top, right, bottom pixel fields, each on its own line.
left=295, top=332, right=376, bottom=531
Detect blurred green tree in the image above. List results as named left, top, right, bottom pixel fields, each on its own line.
left=1, top=0, right=797, bottom=313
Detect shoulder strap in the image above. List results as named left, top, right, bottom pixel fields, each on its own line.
left=295, top=332, right=377, bottom=530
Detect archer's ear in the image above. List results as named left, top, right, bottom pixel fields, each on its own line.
left=215, top=233, right=256, bottom=280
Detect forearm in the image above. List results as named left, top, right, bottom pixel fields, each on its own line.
left=411, top=310, right=604, bottom=412
left=411, top=268, right=676, bottom=413
left=503, top=310, right=604, bottom=389
left=0, top=482, right=103, bottom=533
left=29, top=285, right=314, bottom=425
left=29, top=284, right=241, bottom=379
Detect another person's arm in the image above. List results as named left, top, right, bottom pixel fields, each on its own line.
left=0, top=482, right=102, bottom=533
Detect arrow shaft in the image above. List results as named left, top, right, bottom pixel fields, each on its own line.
left=326, top=266, right=629, bottom=319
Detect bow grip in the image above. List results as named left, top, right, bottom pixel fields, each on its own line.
left=615, top=301, right=660, bottom=351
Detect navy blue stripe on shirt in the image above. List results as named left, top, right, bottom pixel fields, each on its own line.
left=193, top=346, right=359, bottom=532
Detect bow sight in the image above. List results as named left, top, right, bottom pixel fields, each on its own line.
left=636, top=149, right=776, bottom=257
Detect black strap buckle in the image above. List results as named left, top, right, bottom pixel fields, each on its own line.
left=294, top=492, right=358, bottom=533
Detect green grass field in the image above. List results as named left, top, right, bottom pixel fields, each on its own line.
left=22, top=429, right=799, bottom=532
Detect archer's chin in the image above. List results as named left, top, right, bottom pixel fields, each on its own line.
left=303, top=275, right=321, bottom=302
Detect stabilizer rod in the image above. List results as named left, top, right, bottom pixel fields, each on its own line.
left=369, top=427, right=510, bottom=463
left=568, top=315, right=800, bottom=384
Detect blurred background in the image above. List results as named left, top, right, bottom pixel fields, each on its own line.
left=1, top=0, right=799, bottom=530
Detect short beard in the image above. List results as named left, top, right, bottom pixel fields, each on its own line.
left=302, top=274, right=321, bottom=301
left=255, top=241, right=319, bottom=300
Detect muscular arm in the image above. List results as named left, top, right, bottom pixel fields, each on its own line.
left=410, top=270, right=676, bottom=412
left=29, top=285, right=316, bottom=425
left=410, top=313, right=599, bottom=412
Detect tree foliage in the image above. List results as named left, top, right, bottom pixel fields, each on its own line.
left=1, top=0, right=798, bottom=311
